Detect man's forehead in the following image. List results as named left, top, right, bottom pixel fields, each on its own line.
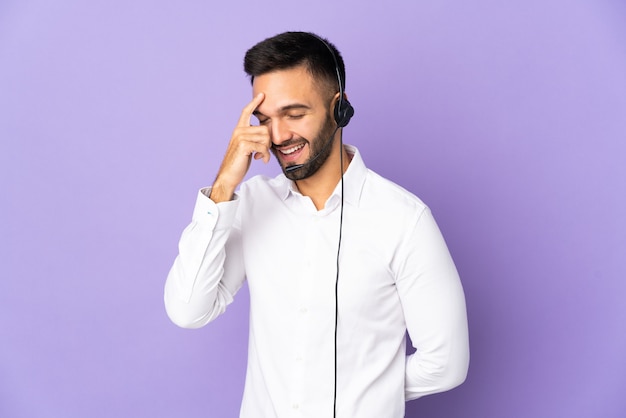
left=252, top=66, right=314, bottom=90
left=252, top=67, right=324, bottom=112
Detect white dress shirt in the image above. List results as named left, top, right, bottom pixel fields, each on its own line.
left=164, top=145, right=469, bottom=418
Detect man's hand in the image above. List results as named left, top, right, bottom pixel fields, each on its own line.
left=210, top=93, right=270, bottom=203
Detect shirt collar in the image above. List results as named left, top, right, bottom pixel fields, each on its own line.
left=275, top=144, right=367, bottom=208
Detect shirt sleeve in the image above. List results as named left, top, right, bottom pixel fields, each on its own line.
left=395, top=208, right=470, bottom=400
left=164, top=187, right=246, bottom=329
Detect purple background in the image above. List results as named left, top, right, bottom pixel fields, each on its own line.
left=1, top=1, right=625, bottom=417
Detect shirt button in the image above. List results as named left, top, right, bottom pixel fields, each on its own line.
left=292, top=403, right=300, bottom=410
left=299, top=307, right=308, bottom=313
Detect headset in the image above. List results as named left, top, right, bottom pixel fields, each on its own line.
left=307, top=32, right=354, bottom=127
left=307, top=32, right=353, bottom=418
left=321, top=39, right=354, bottom=129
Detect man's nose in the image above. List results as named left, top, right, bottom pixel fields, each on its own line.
left=271, top=118, right=292, bottom=145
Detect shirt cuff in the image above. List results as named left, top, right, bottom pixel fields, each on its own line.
left=191, top=187, right=239, bottom=230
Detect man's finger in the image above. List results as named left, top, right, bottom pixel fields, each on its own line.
left=237, top=93, right=265, bottom=127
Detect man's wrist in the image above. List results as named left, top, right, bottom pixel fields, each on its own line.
left=209, top=181, right=236, bottom=203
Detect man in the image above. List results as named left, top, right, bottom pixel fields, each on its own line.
left=165, top=31, right=469, bottom=418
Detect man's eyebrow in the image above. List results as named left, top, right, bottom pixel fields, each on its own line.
left=278, top=103, right=311, bottom=112
left=253, top=103, right=311, bottom=118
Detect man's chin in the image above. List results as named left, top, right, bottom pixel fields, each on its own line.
left=283, top=160, right=321, bottom=181
left=283, top=164, right=305, bottom=181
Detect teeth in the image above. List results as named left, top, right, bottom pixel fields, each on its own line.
left=280, top=144, right=305, bottom=155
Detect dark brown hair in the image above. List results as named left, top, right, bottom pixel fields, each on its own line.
left=243, top=31, right=346, bottom=98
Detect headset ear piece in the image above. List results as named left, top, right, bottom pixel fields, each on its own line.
left=334, top=98, right=354, bottom=128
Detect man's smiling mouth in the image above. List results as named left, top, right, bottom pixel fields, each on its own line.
left=278, top=143, right=306, bottom=155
